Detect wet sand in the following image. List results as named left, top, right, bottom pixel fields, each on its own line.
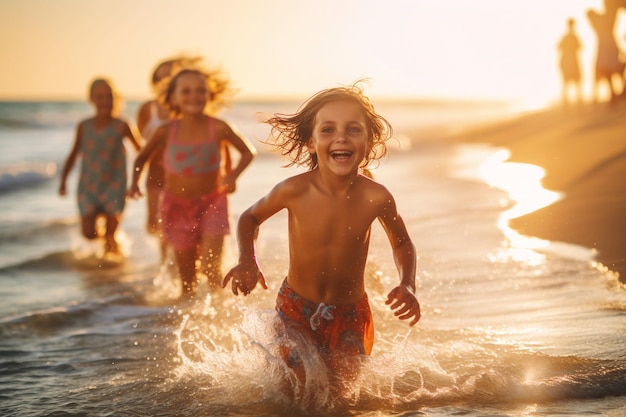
left=446, top=104, right=626, bottom=282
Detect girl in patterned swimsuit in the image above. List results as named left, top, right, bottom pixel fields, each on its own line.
left=129, top=64, right=256, bottom=298
left=59, top=78, right=141, bottom=255
left=223, top=82, right=421, bottom=396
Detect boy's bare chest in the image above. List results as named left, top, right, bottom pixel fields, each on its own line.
left=291, top=194, right=376, bottom=242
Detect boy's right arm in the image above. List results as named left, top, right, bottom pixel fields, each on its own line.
left=222, top=209, right=268, bottom=296
left=223, top=179, right=294, bottom=295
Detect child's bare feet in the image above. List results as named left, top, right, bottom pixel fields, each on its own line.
left=104, top=237, right=120, bottom=254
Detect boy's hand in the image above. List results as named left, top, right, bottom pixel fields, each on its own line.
left=223, top=262, right=268, bottom=296
left=386, top=285, right=421, bottom=326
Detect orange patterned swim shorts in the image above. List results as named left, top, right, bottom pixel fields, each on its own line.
left=275, top=279, right=374, bottom=371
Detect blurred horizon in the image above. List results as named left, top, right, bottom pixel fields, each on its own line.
left=2, top=0, right=625, bottom=110
left=0, top=95, right=517, bottom=106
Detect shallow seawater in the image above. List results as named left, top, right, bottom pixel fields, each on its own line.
left=0, top=101, right=624, bottom=416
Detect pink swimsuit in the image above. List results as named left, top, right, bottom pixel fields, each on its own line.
left=163, top=118, right=220, bottom=175
left=160, top=190, right=229, bottom=250
left=160, top=118, right=229, bottom=250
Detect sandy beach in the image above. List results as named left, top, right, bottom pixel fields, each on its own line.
left=447, top=103, right=626, bottom=283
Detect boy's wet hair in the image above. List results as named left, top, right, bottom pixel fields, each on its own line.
left=160, top=61, right=235, bottom=116
left=265, top=80, right=393, bottom=170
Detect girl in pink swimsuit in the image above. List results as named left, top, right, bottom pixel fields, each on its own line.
left=136, top=56, right=208, bottom=261
left=129, top=63, right=256, bottom=299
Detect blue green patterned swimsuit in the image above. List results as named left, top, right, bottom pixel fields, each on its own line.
left=77, top=119, right=128, bottom=216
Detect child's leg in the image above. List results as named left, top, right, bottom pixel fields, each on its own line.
left=174, top=246, right=198, bottom=296
left=199, top=234, right=224, bottom=287
left=104, top=214, right=121, bottom=253
left=146, top=186, right=162, bottom=235
left=278, top=342, right=307, bottom=399
left=81, top=213, right=99, bottom=240
left=146, top=186, right=168, bottom=261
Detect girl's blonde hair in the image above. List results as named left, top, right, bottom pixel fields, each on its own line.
left=88, top=77, right=122, bottom=117
left=150, top=55, right=203, bottom=92
left=160, top=60, right=235, bottom=116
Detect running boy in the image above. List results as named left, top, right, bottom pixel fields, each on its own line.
left=223, top=82, right=420, bottom=383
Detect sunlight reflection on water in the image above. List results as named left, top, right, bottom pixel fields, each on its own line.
left=479, top=149, right=560, bottom=251
left=478, top=148, right=595, bottom=265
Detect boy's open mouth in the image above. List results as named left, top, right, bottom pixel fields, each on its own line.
left=330, top=150, right=353, bottom=160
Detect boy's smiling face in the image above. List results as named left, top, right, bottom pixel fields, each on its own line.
left=307, top=99, right=369, bottom=177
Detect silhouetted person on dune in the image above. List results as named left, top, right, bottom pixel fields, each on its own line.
left=604, top=0, right=626, bottom=100
left=604, top=0, right=626, bottom=21
left=587, top=8, right=625, bottom=103
left=558, top=18, right=583, bottom=107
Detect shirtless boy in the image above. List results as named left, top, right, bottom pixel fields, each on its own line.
left=223, top=83, right=421, bottom=388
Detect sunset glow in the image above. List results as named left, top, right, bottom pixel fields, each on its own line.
left=2, top=0, right=622, bottom=107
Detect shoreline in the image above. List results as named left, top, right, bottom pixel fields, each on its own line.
left=440, top=103, right=626, bottom=282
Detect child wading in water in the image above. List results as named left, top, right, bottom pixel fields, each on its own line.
left=223, top=83, right=421, bottom=396
left=129, top=64, right=256, bottom=298
left=59, top=78, right=141, bottom=255
left=136, top=57, right=181, bottom=259
left=136, top=56, right=230, bottom=262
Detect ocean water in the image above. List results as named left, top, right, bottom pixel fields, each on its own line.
left=0, top=99, right=624, bottom=417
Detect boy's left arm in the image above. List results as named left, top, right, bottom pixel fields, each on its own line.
left=386, top=239, right=421, bottom=326
left=379, top=196, right=421, bottom=326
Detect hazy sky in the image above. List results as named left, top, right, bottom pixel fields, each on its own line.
left=1, top=0, right=621, bottom=107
